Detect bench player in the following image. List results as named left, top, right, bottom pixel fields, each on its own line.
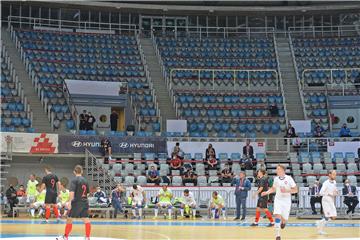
left=154, top=185, right=173, bottom=220
left=130, top=184, right=146, bottom=219
left=57, top=182, right=70, bottom=218
left=179, top=189, right=197, bottom=219
left=210, top=191, right=226, bottom=220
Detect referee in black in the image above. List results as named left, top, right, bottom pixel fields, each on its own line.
left=57, top=165, right=91, bottom=240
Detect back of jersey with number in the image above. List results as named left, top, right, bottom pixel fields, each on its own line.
left=42, top=173, right=59, bottom=194
left=70, top=176, right=89, bottom=203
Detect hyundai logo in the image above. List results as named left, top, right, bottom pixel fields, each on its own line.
left=71, top=141, right=82, bottom=147
left=119, top=142, right=129, bottom=148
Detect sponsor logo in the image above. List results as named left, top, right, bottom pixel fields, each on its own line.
left=30, top=133, right=56, bottom=154
left=71, top=141, right=100, bottom=148
left=119, top=142, right=154, bottom=149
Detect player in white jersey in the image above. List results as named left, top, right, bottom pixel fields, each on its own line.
left=262, top=164, right=298, bottom=240
left=179, top=189, right=197, bottom=219
left=130, top=184, right=146, bottom=219
left=316, top=170, right=338, bottom=235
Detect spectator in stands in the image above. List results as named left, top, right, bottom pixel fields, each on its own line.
left=147, top=166, right=161, bottom=185
left=355, top=74, right=360, bottom=93
left=284, top=123, right=297, bottom=144
left=308, top=180, right=323, bottom=215
left=205, top=144, right=216, bottom=161
left=242, top=139, right=254, bottom=160
left=5, top=184, right=18, bottom=216
left=170, top=155, right=182, bottom=172
left=171, top=142, right=183, bottom=159
left=342, top=179, right=359, bottom=215
left=220, top=164, right=233, bottom=184
left=269, top=103, right=279, bottom=117
left=313, top=123, right=325, bottom=138
left=110, top=111, right=119, bottom=132
left=206, top=154, right=218, bottom=170
left=232, top=171, right=251, bottom=220
left=111, top=184, right=125, bottom=219
left=100, top=138, right=112, bottom=162
left=94, top=186, right=108, bottom=205
left=79, top=110, right=88, bottom=130
left=87, top=112, right=96, bottom=130
left=339, top=123, right=351, bottom=137
left=182, top=168, right=197, bottom=186
left=26, top=174, right=38, bottom=204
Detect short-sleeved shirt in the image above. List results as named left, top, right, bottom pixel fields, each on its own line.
left=69, top=176, right=89, bottom=203
left=182, top=192, right=196, bottom=205
left=159, top=188, right=172, bottom=203
left=320, top=179, right=337, bottom=197
left=257, top=177, right=269, bottom=197
left=59, top=189, right=70, bottom=204
left=42, top=173, right=59, bottom=194
left=131, top=185, right=144, bottom=201
left=211, top=195, right=225, bottom=205
left=273, top=175, right=296, bottom=202
left=27, top=180, right=39, bottom=197
left=36, top=190, right=46, bottom=202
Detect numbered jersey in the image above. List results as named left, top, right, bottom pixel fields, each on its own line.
left=42, top=173, right=59, bottom=194
left=273, top=175, right=296, bottom=202
left=70, top=176, right=89, bottom=203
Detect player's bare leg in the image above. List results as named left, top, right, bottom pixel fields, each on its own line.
left=316, top=216, right=336, bottom=235
left=251, top=207, right=274, bottom=226
left=274, top=214, right=282, bottom=240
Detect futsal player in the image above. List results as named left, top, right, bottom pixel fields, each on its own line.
left=210, top=191, right=226, bottom=220
left=179, top=189, right=197, bottom=219
left=316, top=170, right=338, bottom=235
left=26, top=174, right=38, bottom=204
left=261, top=164, right=298, bottom=240
left=57, top=182, right=70, bottom=218
left=29, top=184, right=46, bottom=218
left=154, top=185, right=173, bottom=220
left=251, top=169, right=274, bottom=227
left=57, top=165, right=91, bottom=240
left=40, top=165, right=61, bottom=223
left=130, top=184, right=146, bottom=219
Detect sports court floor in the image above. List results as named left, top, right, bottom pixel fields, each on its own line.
left=0, top=218, right=359, bottom=240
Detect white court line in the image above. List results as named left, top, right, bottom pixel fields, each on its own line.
left=143, top=230, right=172, bottom=240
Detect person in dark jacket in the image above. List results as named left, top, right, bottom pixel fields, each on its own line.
left=5, top=184, right=18, bottom=215
left=110, top=111, right=119, bottom=132
left=232, top=171, right=251, bottom=220
left=308, top=180, right=323, bottom=215
left=111, top=184, right=125, bottom=218
left=284, top=123, right=297, bottom=144
left=342, top=179, right=359, bottom=215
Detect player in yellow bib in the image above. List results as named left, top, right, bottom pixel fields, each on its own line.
left=26, top=174, right=39, bottom=204
left=30, top=184, right=46, bottom=218
left=154, top=185, right=173, bottom=220
left=57, top=182, right=71, bottom=217
left=210, top=191, right=226, bottom=220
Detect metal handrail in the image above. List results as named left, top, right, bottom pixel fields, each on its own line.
left=288, top=25, right=360, bottom=38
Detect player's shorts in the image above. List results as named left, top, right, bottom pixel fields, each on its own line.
left=182, top=202, right=196, bottom=208
left=68, top=201, right=89, bottom=218
left=132, top=199, right=143, bottom=207
left=273, top=199, right=291, bottom=220
left=257, top=196, right=268, bottom=208
left=27, top=196, right=36, bottom=203
left=33, top=201, right=45, bottom=209
left=45, top=191, right=57, bottom=204
left=158, top=201, right=172, bottom=208
left=322, top=196, right=337, bottom=218
left=57, top=202, right=70, bottom=209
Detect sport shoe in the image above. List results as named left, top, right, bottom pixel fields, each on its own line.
left=152, top=216, right=157, bottom=220
left=315, top=220, right=321, bottom=230
left=318, top=230, right=327, bottom=235
left=250, top=223, right=258, bottom=226
left=56, top=236, right=68, bottom=240
left=276, top=236, right=281, bottom=240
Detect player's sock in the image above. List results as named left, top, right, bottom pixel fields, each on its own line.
left=64, top=223, right=72, bottom=237
left=132, top=208, right=136, bottom=217
left=265, top=210, right=274, bottom=223
left=275, top=218, right=281, bottom=238
left=45, top=207, right=51, bottom=220
left=180, top=208, right=184, bottom=217
left=192, top=208, right=196, bottom=218
left=154, top=207, right=159, bottom=217
left=222, top=208, right=226, bottom=218
left=85, top=222, right=91, bottom=238
left=39, top=208, right=44, bottom=217
left=255, top=209, right=261, bottom=223
left=30, top=208, right=35, bottom=217
left=53, top=206, right=60, bottom=218
left=168, top=207, right=172, bottom=218
left=211, top=208, right=216, bottom=219
left=63, top=209, right=68, bottom=217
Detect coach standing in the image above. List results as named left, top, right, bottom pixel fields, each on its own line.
left=232, top=171, right=251, bottom=220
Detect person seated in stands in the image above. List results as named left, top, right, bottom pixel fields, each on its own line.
left=111, top=184, right=125, bottom=219
left=308, top=180, right=323, bottom=215
left=284, top=123, right=297, bottom=144
left=86, top=112, right=96, bottom=130
left=206, top=154, right=218, bottom=170
left=269, top=103, right=279, bottom=117
left=57, top=182, right=70, bottom=218
left=170, top=155, right=183, bottom=172
left=339, top=123, right=351, bottom=137
left=26, top=174, right=38, bottom=204
left=205, top=144, right=216, bottom=161
left=342, top=179, right=359, bottom=215
left=94, top=186, right=108, bottom=206
left=100, top=138, right=112, bottom=162
left=313, top=123, right=325, bottom=138
left=182, top=167, right=198, bottom=186
left=147, top=166, right=161, bottom=185
left=79, top=110, right=88, bottom=130
left=5, top=184, right=18, bottom=217
left=171, top=142, right=183, bottom=159
left=220, top=164, right=233, bottom=184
